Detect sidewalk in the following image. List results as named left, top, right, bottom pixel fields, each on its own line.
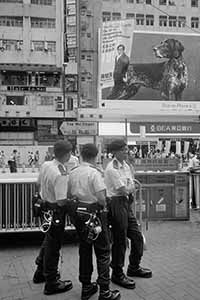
left=0, top=209, right=200, bottom=300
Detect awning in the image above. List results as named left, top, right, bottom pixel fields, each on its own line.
left=0, top=64, right=62, bottom=72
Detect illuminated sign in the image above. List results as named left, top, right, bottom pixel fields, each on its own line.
left=130, top=122, right=200, bottom=134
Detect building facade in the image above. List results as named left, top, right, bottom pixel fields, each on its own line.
left=0, top=0, right=77, bottom=147
left=102, top=0, right=200, bottom=33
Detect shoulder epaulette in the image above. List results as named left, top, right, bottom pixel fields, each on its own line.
left=70, top=165, right=79, bottom=172
left=113, top=159, right=119, bottom=169
left=58, top=164, right=67, bottom=176
left=90, top=165, right=104, bottom=175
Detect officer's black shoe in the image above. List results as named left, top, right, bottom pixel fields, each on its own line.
left=127, top=266, right=152, bottom=278
left=111, top=273, right=135, bottom=289
left=33, top=269, right=60, bottom=284
left=98, top=289, right=121, bottom=300
left=44, top=279, right=73, bottom=295
left=81, top=282, right=98, bottom=300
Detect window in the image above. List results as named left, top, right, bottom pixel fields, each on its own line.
left=136, top=14, right=144, bottom=25
left=159, top=15, right=167, bottom=26
left=0, top=0, right=22, bottom=2
left=31, top=0, right=54, bottom=5
left=169, top=0, right=176, bottom=5
left=2, top=71, right=27, bottom=86
left=136, top=0, right=143, bottom=3
left=0, top=16, right=23, bottom=27
left=146, top=0, right=151, bottom=4
left=169, top=16, right=177, bottom=27
left=31, top=17, right=55, bottom=28
left=6, top=96, right=24, bottom=105
left=159, top=0, right=166, bottom=4
left=31, top=41, right=56, bottom=52
left=191, top=0, right=198, bottom=7
left=39, top=72, right=60, bottom=87
left=126, top=13, right=135, bottom=19
left=191, top=17, right=199, bottom=28
left=0, top=39, right=23, bottom=51
left=146, top=14, right=154, bottom=26
left=178, top=16, right=186, bottom=27
left=112, top=12, right=121, bottom=20
left=102, top=11, right=111, bottom=22
left=126, top=0, right=134, bottom=3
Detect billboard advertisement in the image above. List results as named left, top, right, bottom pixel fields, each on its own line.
left=100, top=19, right=134, bottom=92
left=100, top=27, right=200, bottom=104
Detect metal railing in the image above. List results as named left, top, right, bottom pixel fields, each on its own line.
left=0, top=174, right=74, bottom=233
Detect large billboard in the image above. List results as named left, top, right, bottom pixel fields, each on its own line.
left=100, top=28, right=200, bottom=103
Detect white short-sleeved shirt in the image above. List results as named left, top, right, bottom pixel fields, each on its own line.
left=38, top=159, right=68, bottom=203
left=104, top=158, right=135, bottom=197
left=68, top=162, right=106, bottom=204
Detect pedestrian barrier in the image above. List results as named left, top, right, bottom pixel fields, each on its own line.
left=135, top=171, right=190, bottom=220
left=0, top=174, right=74, bottom=233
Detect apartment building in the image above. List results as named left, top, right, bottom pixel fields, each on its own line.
left=102, top=0, right=200, bottom=33
left=0, top=0, right=77, bottom=146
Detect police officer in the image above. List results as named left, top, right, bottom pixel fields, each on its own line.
left=68, top=143, right=120, bottom=300
left=33, top=140, right=73, bottom=295
left=104, top=139, right=152, bottom=289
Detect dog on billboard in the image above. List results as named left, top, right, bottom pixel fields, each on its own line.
left=111, top=39, right=188, bottom=101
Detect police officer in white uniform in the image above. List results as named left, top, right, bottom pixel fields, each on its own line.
left=33, top=140, right=73, bottom=295
left=68, top=143, right=120, bottom=300
left=104, top=139, right=152, bottom=290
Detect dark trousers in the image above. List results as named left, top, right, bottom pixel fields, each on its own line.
left=73, top=212, right=110, bottom=287
left=109, top=196, right=144, bottom=276
left=35, top=214, right=65, bottom=283
left=108, top=79, right=125, bottom=99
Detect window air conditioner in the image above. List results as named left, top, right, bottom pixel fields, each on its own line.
left=17, top=41, right=22, bottom=50
left=56, top=102, right=64, bottom=111
left=31, top=42, right=34, bottom=51
left=44, top=41, right=48, bottom=51
left=0, top=39, right=5, bottom=51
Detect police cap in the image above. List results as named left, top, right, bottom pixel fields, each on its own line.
left=54, top=140, right=72, bottom=159
left=109, top=139, right=127, bottom=153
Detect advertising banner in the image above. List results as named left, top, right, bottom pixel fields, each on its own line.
left=100, top=19, right=134, bottom=90
left=100, top=30, right=200, bottom=110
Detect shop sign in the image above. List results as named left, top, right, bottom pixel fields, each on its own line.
left=0, top=118, right=32, bottom=128
left=60, top=121, right=97, bottom=136
left=130, top=122, right=200, bottom=134
left=7, top=86, right=46, bottom=92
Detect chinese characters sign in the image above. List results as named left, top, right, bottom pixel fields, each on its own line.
left=130, top=122, right=200, bottom=134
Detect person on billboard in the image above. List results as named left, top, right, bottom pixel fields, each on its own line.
left=104, top=139, right=152, bottom=289
left=108, top=44, right=129, bottom=99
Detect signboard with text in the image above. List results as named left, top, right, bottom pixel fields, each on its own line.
left=100, top=29, right=200, bottom=108
left=60, top=121, right=97, bottom=136
left=130, top=122, right=200, bottom=134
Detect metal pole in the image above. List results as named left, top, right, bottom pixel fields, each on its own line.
left=63, top=63, right=66, bottom=119
left=125, top=118, right=128, bottom=144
